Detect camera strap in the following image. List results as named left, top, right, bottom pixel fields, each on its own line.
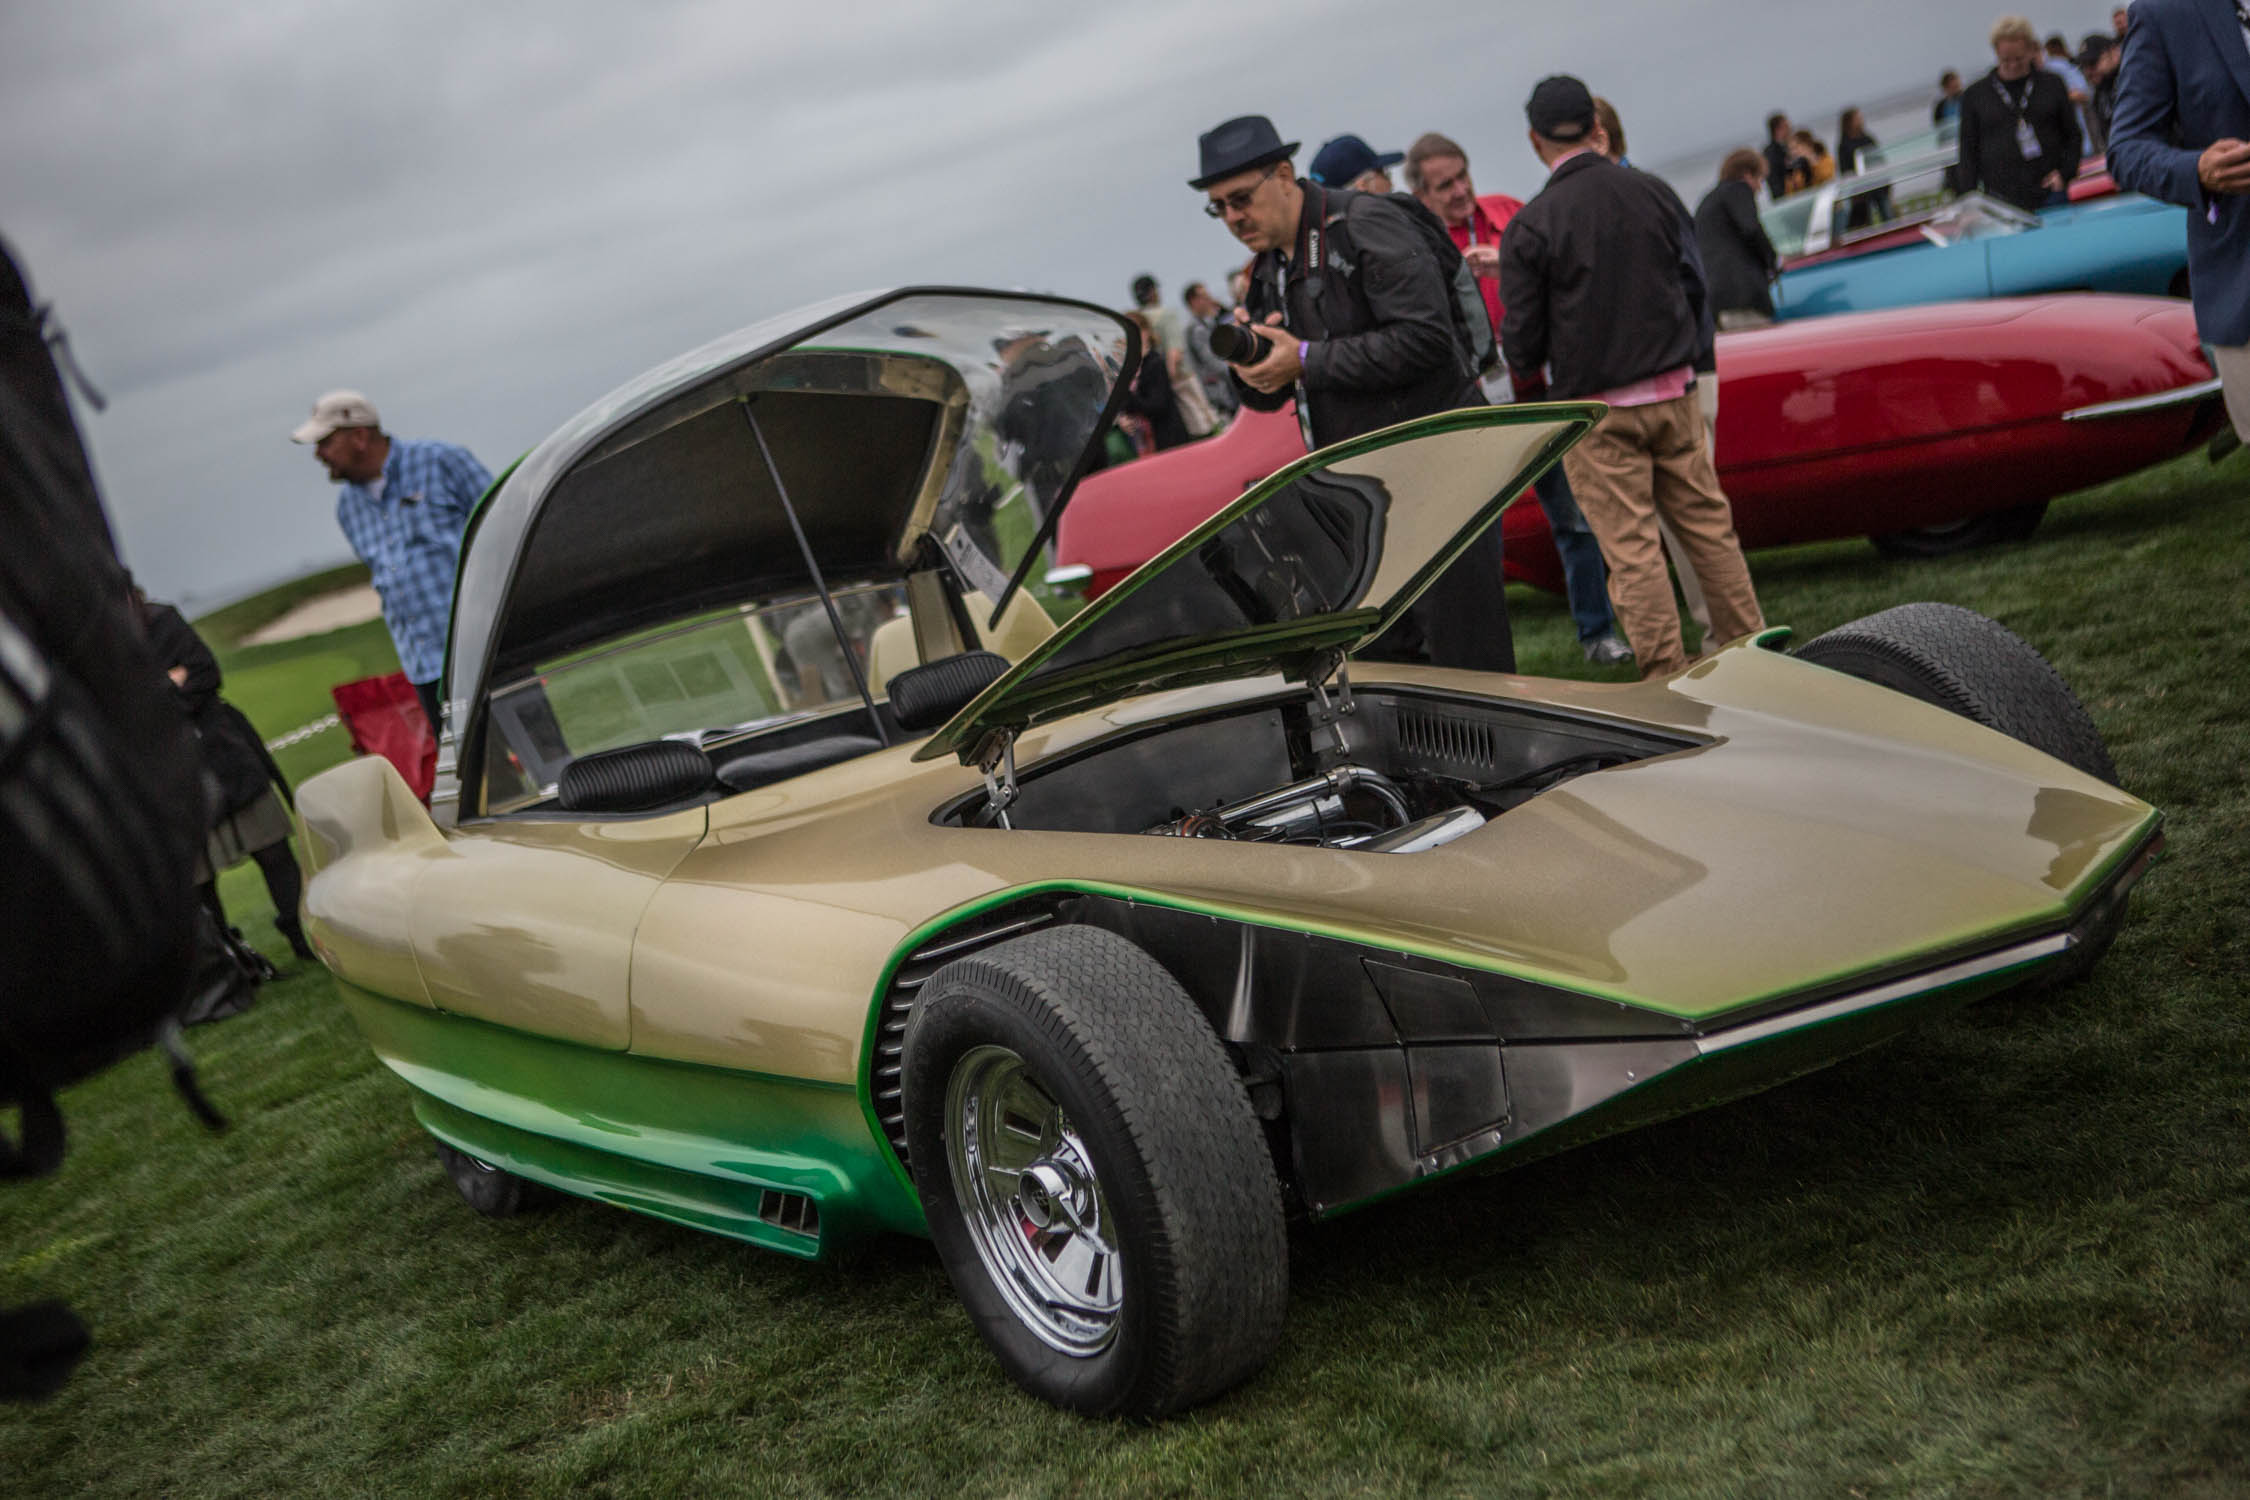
left=1276, top=184, right=1335, bottom=448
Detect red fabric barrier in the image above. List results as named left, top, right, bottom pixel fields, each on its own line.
left=330, top=672, right=435, bottom=802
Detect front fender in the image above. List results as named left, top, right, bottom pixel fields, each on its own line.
left=299, top=753, right=448, bottom=1007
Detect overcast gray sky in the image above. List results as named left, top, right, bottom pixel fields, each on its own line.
left=0, top=0, right=2072, bottom=610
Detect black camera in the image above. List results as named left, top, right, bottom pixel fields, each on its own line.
left=1205, top=319, right=1269, bottom=366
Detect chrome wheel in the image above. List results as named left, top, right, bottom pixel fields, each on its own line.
left=944, top=1044, right=1123, bottom=1356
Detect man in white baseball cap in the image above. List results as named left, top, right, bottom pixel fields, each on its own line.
left=291, top=389, right=492, bottom=731
left=290, top=388, right=380, bottom=446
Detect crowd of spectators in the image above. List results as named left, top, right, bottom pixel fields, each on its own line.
left=1098, top=3, right=2247, bottom=680
left=1757, top=11, right=2130, bottom=216
left=1134, top=83, right=1767, bottom=679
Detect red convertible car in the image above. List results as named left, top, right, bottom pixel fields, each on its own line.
left=1054, top=294, right=2226, bottom=598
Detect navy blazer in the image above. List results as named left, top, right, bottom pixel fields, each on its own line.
left=2106, top=0, right=2250, bottom=346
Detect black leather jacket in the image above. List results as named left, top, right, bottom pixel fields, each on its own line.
left=1499, top=152, right=1711, bottom=401
left=1231, top=183, right=1476, bottom=450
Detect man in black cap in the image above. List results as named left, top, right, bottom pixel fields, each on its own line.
left=1499, top=77, right=1764, bottom=681
left=1307, top=133, right=1403, bottom=193
left=1190, top=113, right=1511, bottom=670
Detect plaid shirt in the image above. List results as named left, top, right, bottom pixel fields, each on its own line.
left=335, top=437, right=491, bottom=684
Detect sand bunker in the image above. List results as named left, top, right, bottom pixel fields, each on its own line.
left=239, top=583, right=383, bottom=646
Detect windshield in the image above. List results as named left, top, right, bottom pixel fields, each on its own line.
left=1918, top=194, right=2041, bottom=246
left=481, top=583, right=907, bottom=812
left=1762, top=194, right=1821, bottom=261
left=800, top=295, right=1130, bottom=619
left=476, top=291, right=1130, bottom=684
left=1763, top=133, right=1961, bottom=258
left=924, top=404, right=1600, bottom=760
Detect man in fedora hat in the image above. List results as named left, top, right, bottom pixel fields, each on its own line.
left=1191, top=113, right=1512, bottom=671
left=291, top=390, right=492, bottom=730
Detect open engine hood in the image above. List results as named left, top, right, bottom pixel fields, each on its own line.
left=919, top=403, right=1601, bottom=764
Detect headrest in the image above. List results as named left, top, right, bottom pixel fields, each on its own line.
left=555, top=738, right=714, bottom=813
left=887, top=650, right=1011, bottom=732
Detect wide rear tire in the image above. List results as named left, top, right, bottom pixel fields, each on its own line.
left=1796, top=602, right=2127, bottom=984
left=901, top=925, right=1287, bottom=1417
left=1794, top=601, right=2115, bottom=784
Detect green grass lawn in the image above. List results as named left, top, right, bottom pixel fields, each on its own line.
left=6, top=450, right=2249, bottom=1497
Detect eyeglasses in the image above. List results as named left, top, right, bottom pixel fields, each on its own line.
left=1203, top=164, right=1280, bottom=218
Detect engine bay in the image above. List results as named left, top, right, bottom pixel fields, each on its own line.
left=937, top=682, right=1705, bottom=851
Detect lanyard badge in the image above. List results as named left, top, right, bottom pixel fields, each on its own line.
left=1995, top=75, right=2040, bottom=160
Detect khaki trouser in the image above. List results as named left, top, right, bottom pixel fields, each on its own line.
left=1561, top=391, right=1765, bottom=678
left=1657, top=374, right=1723, bottom=636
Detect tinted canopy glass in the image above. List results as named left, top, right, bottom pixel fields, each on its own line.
left=473, top=291, right=1130, bottom=682
left=923, top=404, right=1599, bottom=760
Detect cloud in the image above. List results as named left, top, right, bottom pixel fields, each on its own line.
left=1, top=0, right=2003, bottom=609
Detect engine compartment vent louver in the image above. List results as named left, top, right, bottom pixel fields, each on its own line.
left=871, top=908, right=1058, bottom=1167
left=758, top=1189, right=820, bottom=1238
left=1395, top=708, right=1500, bottom=771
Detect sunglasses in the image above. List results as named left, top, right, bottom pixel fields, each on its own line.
left=1203, top=164, right=1280, bottom=218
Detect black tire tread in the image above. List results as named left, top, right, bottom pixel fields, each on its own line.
left=1794, top=601, right=2116, bottom=784
left=903, top=925, right=1287, bottom=1417
left=1796, top=602, right=2129, bottom=985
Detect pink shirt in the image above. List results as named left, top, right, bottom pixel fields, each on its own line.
left=1592, top=364, right=1695, bottom=408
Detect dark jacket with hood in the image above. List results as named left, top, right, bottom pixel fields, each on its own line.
left=1499, top=151, right=1711, bottom=400
left=1232, top=182, right=1476, bottom=450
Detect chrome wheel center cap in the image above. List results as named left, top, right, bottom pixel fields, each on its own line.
left=1017, top=1160, right=1082, bottom=1231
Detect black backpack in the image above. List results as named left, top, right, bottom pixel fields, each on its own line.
left=1, top=237, right=222, bottom=1177
left=2, top=235, right=239, bottom=1404
left=1313, top=187, right=1499, bottom=377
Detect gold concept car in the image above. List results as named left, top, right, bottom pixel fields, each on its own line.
left=298, top=289, right=2162, bottom=1417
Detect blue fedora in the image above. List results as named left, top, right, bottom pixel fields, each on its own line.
left=1189, top=115, right=1300, bottom=190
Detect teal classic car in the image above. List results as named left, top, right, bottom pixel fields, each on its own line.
left=1772, top=191, right=2189, bottom=321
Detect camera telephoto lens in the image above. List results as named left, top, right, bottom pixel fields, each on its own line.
left=1205, top=320, right=1267, bottom=366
